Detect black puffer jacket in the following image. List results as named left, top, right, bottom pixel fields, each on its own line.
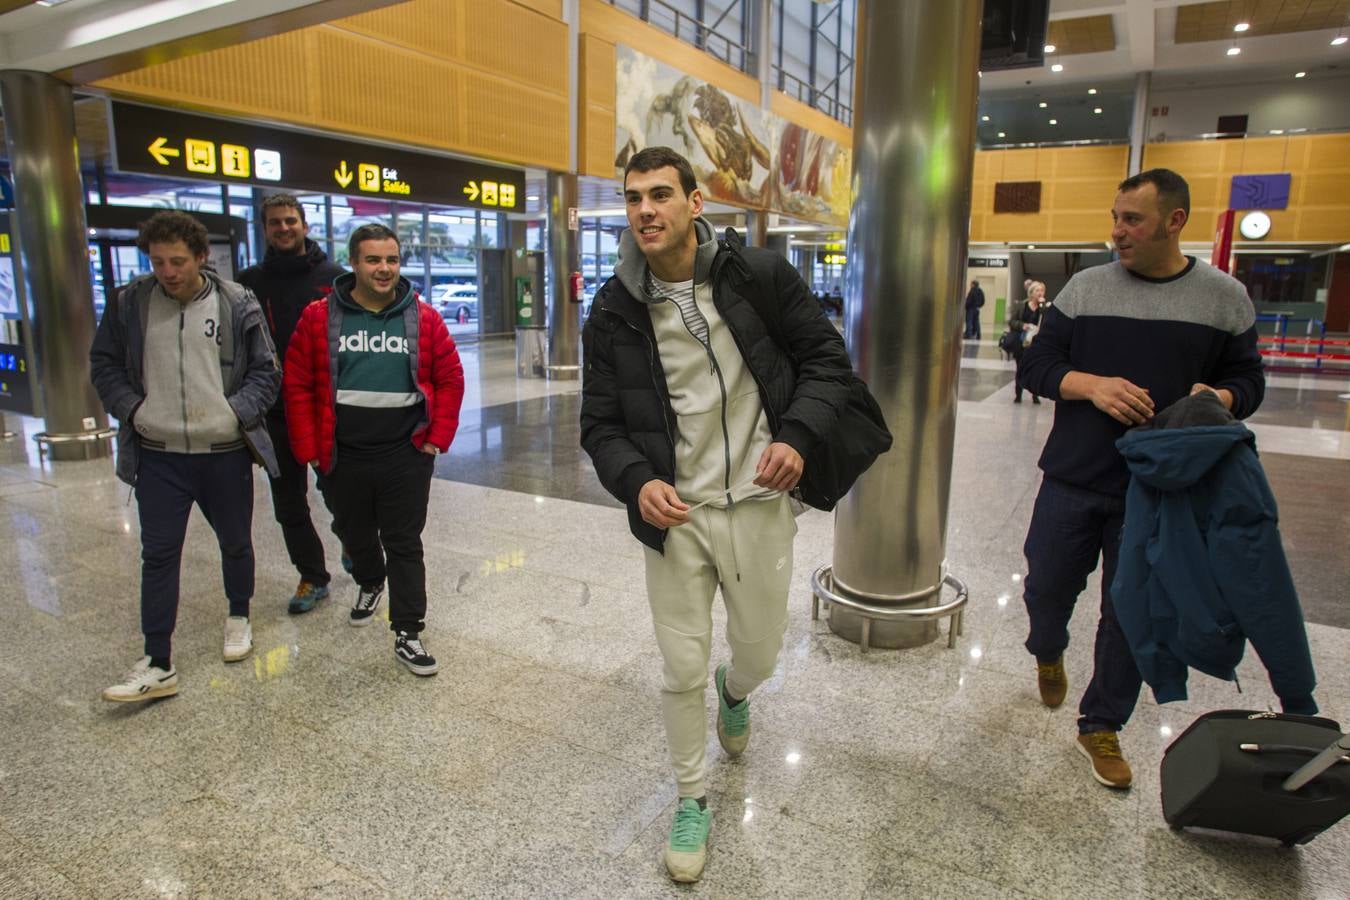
left=581, top=231, right=862, bottom=551
left=237, top=239, right=343, bottom=409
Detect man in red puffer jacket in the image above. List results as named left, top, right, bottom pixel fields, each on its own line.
left=283, top=223, right=464, bottom=676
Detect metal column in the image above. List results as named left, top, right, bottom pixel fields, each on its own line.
left=0, top=72, right=110, bottom=461
left=816, top=0, right=981, bottom=649
left=1128, top=71, right=1151, bottom=176
left=544, top=171, right=581, bottom=380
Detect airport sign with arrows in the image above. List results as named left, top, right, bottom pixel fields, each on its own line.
left=110, top=101, right=523, bottom=211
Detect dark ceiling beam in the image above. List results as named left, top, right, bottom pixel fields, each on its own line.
left=57, top=0, right=406, bottom=85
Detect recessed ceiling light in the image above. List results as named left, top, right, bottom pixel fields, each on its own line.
left=1234, top=22, right=1250, bottom=32
left=1027, top=244, right=1037, bottom=250
left=1227, top=46, right=1242, bottom=56
left=1039, top=101, right=1048, bottom=108
left=1048, top=118, right=1058, bottom=125
left=1044, top=44, right=1057, bottom=53
left=981, top=115, right=990, bottom=121
left=1334, top=35, right=1348, bottom=46
left=1088, top=88, right=1098, bottom=95
left=997, top=131, right=1006, bottom=138
left=1051, top=64, right=1064, bottom=72
left=1093, top=107, right=1103, bottom=114
left=526, top=195, right=539, bottom=202
left=1295, top=71, right=1307, bottom=78
left=34, top=0, right=78, bottom=6
left=1269, top=129, right=1285, bottom=135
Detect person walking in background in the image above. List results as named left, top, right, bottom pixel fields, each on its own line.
left=963, top=279, right=985, bottom=339
left=1010, top=280, right=1045, bottom=404
left=237, top=193, right=346, bottom=615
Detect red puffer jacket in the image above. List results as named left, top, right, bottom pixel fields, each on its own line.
left=282, top=282, right=464, bottom=472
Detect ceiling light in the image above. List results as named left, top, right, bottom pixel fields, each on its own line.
left=1048, top=118, right=1058, bottom=125
left=526, top=195, right=539, bottom=202
left=981, top=115, right=990, bottom=121
left=35, top=0, right=78, bottom=6
left=1044, top=44, right=1057, bottom=53
left=1269, top=129, right=1285, bottom=134
left=1234, top=22, right=1250, bottom=32
left=1227, top=46, right=1242, bottom=56
left=1093, top=107, right=1103, bottom=114
left=997, top=131, right=1006, bottom=138
left=1333, top=35, right=1348, bottom=46
left=1027, top=244, right=1036, bottom=250
left=1295, top=71, right=1307, bottom=78
left=1039, top=101, right=1048, bottom=108
left=1051, top=64, right=1064, bottom=72
left=1088, top=88, right=1098, bottom=95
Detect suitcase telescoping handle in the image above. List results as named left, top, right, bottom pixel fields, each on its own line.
left=1280, top=734, right=1350, bottom=792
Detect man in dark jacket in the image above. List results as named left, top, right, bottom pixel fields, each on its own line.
left=238, top=194, right=345, bottom=614
left=580, top=147, right=855, bottom=883
left=963, top=279, right=985, bottom=338
left=1017, top=169, right=1265, bottom=790
left=90, top=211, right=280, bottom=702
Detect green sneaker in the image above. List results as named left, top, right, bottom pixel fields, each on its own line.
left=664, top=797, right=712, bottom=883
left=715, top=663, right=750, bottom=756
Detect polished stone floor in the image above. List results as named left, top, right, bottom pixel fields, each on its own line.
left=1, top=335, right=1348, bottom=898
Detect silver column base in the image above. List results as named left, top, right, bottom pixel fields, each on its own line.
left=811, top=565, right=968, bottom=653
left=34, top=428, right=115, bottom=461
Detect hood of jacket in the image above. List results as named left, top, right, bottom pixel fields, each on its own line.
left=260, top=238, right=331, bottom=278
left=331, top=271, right=416, bottom=317
left=615, top=217, right=719, bottom=303
left=1117, top=392, right=1255, bottom=491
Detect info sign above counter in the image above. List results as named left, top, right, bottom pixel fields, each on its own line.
left=110, top=102, right=525, bottom=212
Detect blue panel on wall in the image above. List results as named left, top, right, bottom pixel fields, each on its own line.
left=1229, top=173, right=1291, bottom=210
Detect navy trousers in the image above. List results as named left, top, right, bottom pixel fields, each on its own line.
left=137, top=448, right=255, bottom=658
left=1022, top=476, right=1142, bottom=733
left=265, top=410, right=333, bottom=587
left=964, top=306, right=981, bottom=339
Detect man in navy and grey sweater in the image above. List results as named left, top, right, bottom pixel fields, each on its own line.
left=1017, top=168, right=1265, bottom=790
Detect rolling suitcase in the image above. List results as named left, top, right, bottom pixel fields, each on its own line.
left=1161, top=710, right=1350, bottom=846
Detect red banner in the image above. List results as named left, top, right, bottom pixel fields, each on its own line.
left=1212, top=209, right=1236, bottom=273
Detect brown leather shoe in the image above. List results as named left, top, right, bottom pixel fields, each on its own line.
left=1036, top=655, right=1068, bottom=708
left=1077, top=731, right=1133, bottom=789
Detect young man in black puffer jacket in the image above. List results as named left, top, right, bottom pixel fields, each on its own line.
left=237, top=193, right=345, bottom=615
left=580, top=147, right=869, bottom=884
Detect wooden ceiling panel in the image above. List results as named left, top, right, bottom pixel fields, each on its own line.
left=1046, top=15, right=1117, bottom=55
left=1176, top=0, right=1350, bottom=43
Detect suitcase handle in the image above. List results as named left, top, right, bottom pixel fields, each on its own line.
left=1238, top=742, right=1350, bottom=761
left=1283, top=735, right=1350, bottom=792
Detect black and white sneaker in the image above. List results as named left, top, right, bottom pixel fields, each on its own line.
left=350, top=583, right=384, bottom=626
left=394, top=631, right=439, bottom=676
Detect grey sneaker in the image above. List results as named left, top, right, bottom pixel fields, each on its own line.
left=223, top=616, right=252, bottom=662
left=350, top=583, right=384, bottom=626
left=102, top=658, right=178, bottom=703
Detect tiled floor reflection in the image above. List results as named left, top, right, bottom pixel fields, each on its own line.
left=0, top=336, right=1347, bottom=898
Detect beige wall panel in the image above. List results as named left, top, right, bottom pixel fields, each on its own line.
left=583, top=35, right=616, bottom=110
left=580, top=0, right=759, bottom=104
left=1220, top=138, right=1296, bottom=173
left=981, top=215, right=1051, bottom=242
left=984, top=149, right=1045, bottom=182
left=1041, top=181, right=1114, bottom=215
left=1049, top=211, right=1110, bottom=242
left=1047, top=144, right=1128, bottom=180
left=1184, top=174, right=1224, bottom=210
left=769, top=92, right=852, bottom=147
left=97, top=30, right=315, bottom=121
left=583, top=107, right=616, bottom=177
left=510, top=0, right=563, bottom=18
left=94, top=1, right=569, bottom=172
left=335, top=0, right=568, bottom=96
left=1304, top=134, right=1350, bottom=169
left=1143, top=141, right=1222, bottom=174
left=1294, top=208, right=1350, bottom=241
left=1299, top=173, right=1350, bottom=206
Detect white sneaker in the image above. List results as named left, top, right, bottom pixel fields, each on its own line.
left=223, top=615, right=252, bottom=662
left=102, top=657, right=178, bottom=703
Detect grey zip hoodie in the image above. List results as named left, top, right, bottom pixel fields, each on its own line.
left=614, top=217, right=775, bottom=506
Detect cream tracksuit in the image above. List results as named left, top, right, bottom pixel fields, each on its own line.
left=625, top=219, right=796, bottom=801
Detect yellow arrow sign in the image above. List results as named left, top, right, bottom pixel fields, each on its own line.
left=463, top=181, right=480, bottom=203
left=148, top=137, right=180, bottom=166
left=334, top=161, right=354, bottom=189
